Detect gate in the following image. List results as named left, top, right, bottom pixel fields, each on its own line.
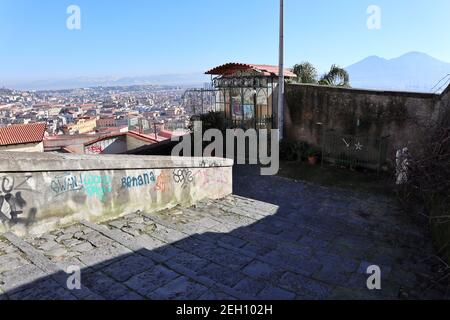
left=321, top=130, right=390, bottom=173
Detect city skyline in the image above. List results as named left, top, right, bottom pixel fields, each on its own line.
left=1, top=0, right=450, bottom=87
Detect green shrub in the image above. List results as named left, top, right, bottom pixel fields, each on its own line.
left=280, top=140, right=310, bottom=161
left=189, top=112, right=228, bottom=133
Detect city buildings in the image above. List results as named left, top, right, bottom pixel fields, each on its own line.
left=0, top=85, right=191, bottom=154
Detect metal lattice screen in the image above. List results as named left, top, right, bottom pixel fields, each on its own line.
left=321, top=130, right=390, bottom=172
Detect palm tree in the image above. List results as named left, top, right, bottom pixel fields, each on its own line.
left=319, top=65, right=350, bottom=87
left=292, top=62, right=318, bottom=84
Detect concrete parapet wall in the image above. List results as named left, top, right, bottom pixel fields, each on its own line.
left=0, top=152, right=233, bottom=236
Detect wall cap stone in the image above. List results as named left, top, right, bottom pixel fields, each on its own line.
left=286, top=83, right=442, bottom=100
left=0, top=152, right=233, bottom=173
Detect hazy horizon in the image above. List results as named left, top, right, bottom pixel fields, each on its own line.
left=2, top=51, right=450, bottom=92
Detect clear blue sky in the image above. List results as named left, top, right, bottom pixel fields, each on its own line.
left=1, top=0, right=449, bottom=83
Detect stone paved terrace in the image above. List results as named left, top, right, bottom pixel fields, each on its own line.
left=0, top=165, right=446, bottom=300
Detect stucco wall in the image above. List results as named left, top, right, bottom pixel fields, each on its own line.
left=0, top=142, right=44, bottom=153
left=285, top=84, right=445, bottom=161
left=85, top=136, right=127, bottom=154
left=0, top=152, right=233, bottom=236
left=126, top=135, right=152, bottom=151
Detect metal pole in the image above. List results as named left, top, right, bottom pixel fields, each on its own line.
left=278, top=0, right=285, bottom=140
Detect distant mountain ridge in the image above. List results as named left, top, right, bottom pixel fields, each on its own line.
left=2, top=73, right=210, bottom=91
left=345, top=52, right=450, bottom=93
left=3, top=52, right=450, bottom=92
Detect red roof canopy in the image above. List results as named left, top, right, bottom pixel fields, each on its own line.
left=0, top=123, right=46, bottom=146
left=206, top=63, right=296, bottom=78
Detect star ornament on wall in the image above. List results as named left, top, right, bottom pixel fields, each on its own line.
left=355, top=142, right=363, bottom=151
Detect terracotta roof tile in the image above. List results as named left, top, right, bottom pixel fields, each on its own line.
left=206, top=63, right=296, bottom=77
left=0, top=123, right=47, bottom=146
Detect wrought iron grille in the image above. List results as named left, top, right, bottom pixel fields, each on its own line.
left=321, top=130, right=390, bottom=173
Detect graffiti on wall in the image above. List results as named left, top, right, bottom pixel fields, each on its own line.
left=173, top=169, right=194, bottom=189
left=154, top=171, right=172, bottom=192
left=51, top=173, right=112, bottom=201
left=86, top=145, right=103, bottom=154
left=0, top=174, right=37, bottom=226
left=83, top=175, right=112, bottom=201
left=51, top=173, right=84, bottom=196
left=194, top=168, right=230, bottom=187
left=121, top=171, right=156, bottom=189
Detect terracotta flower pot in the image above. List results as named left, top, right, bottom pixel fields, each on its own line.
left=308, top=155, right=319, bottom=165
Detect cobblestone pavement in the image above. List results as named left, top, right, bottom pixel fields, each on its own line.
left=0, top=165, right=446, bottom=300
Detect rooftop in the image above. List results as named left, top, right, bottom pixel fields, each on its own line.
left=0, top=123, right=46, bottom=146
left=206, top=63, right=296, bottom=78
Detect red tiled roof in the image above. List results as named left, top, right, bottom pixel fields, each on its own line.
left=127, top=131, right=159, bottom=144
left=206, top=63, right=296, bottom=78
left=0, top=123, right=46, bottom=146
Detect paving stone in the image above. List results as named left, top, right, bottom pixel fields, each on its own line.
left=241, top=243, right=272, bottom=256
left=135, top=235, right=165, bottom=250
left=64, top=225, right=84, bottom=235
left=116, top=291, right=146, bottom=300
left=313, top=264, right=352, bottom=287
left=148, top=276, right=208, bottom=300
left=203, top=247, right=254, bottom=270
left=151, top=224, right=187, bottom=243
left=199, top=263, right=244, bottom=287
left=276, top=242, right=312, bottom=258
left=108, top=220, right=128, bottom=229
left=314, top=252, right=360, bottom=274
left=38, top=240, right=60, bottom=251
left=56, top=233, right=74, bottom=243
left=298, top=236, right=331, bottom=251
left=73, top=231, right=85, bottom=240
left=78, top=243, right=131, bottom=268
left=124, top=265, right=179, bottom=297
left=121, top=226, right=142, bottom=237
left=0, top=253, right=29, bottom=273
left=83, top=271, right=131, bottom=300
left=8, top=278, right=76, bottom=300
left=0, top=264, right=47, bottom=292
left=0, top=242, right=16, bottom=255
left=198, top=289, right=237, bottom=300
left=262, top=251, right=322, bottom=276
left=45, top=247, right=68, bottom=258
left=102, top=254, right=155, bottom=282
left=62, top=238, right=84, bottom=248
left=278, top=272, right=333, bottom=299
left=218, top=235, right=248, bottom=248
left=257, top=285, right=296, bottom=300
left=154, top=244, right=185, bottom=260
left=242, top=261, right=284, bottom=280
left=232, top=278, right=265, bottom=298
left=170, top=252, right=209, bottom=273
left=83, top=232, right=115, bottom=248
left=71, top=242, right=94, bottom=253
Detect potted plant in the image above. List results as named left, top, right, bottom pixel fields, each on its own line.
left=307, top=147, right=321, bottom=165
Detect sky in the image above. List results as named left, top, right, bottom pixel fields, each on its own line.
left=0, top=0, right=450, bottom=85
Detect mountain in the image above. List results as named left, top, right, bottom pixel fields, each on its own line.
left=345, top=52, right=450, bottom=93
left=3, top=73, right=210, bottom=91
